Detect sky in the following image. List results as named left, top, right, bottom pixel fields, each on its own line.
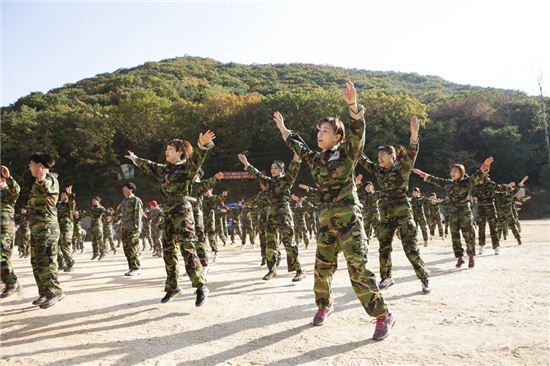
left=2, top=0, right=549, bottom=106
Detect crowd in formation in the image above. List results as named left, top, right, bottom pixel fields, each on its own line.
left=0, top=82, right=530, bottom=341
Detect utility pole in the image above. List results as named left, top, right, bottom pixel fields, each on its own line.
left=538, top=75, right=550, bottom=163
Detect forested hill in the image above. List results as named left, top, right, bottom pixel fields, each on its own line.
left=2, top=56, right=549, bottom=216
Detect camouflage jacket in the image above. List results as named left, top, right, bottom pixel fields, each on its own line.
left=285, top=105, right=366, bottom=207
left=148, top=207, right=164, bottom=230
left=114, top=194, right=143, bottom=231
left=358, top=190, right=380, bottom=214
left=424, top=200, right=441, bottom=218
left=471, top=179, right=508, bottom=205
left=247, top=159, right=300, bottom=208
left=57, top=193, right=76, bottom=231
left=134, top=140, right=212, bottom=214
left=191, top=176, right=220, bottom=221
left=88, top=205, right=107, bottom=229
left=410, top=196, right=428, bottom=216
left=1, top=176, right=20, bottom=237
left=27, top=173, right=59, bottom=227
left=423, top=169, right=486, bottom=209
left=359, top=141, right=419, bottom=205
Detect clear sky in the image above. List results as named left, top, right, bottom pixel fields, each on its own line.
left=2, top=0, right=549, bottom=106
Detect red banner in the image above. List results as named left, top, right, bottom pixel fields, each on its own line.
left=222, top=171, right=266, bottom=180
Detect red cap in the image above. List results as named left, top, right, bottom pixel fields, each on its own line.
left=148, top=200, right=158, bottom=207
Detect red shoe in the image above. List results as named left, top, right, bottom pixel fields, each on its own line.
left=312, top=306, right=333, bottom=326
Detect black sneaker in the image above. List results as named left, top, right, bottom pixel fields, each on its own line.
left=90, top=254, right=98, bottom=260
left=39, top=293, right=65, bottom=309
left=160, top=288, right=182, bottom=303
left=0, top=282, right=22, bottom=299
left=97, top=253, right=106, bottom=260
left=292, top=270, right=306, bottom=282
left=421, top=279, right=431, bottom=294
left=263, top=270, right=277, bottom=281
left=260, top=257, right=266, bottom=266
left=32, top=296, right=47, bottom=306
left=195, top=285, right=209, bottom=307
left=372, top=314, right=396, bottom=340
left=468, top=256, right=475, bottom=268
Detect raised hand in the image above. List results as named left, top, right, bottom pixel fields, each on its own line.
left=1, top=165, right=10, bottom=178
left=519, top=176, right=529, bottom=186
left=298, top=184, right=309, bottom=191
left=410, top=116, right=420, bottom=141
left=125, top=150, right=138, bottom=164
left=66, top=185, right=73, bottom=195
left=343, top=81, right=357, bottom=106
left=273, top=111, right=286, bottom=130
left=291, top=194, right=299, bottom=202
left=215, top=172, right=225, bottom=180
left=481, top=156, right=494, bottom=171
left=238, top=153, right=249, bottom=168
left=355, top=173, right=363, bottom=185
left=412, top=168, right=427, bottom=178
left=199, top=130, right=216, bottom=146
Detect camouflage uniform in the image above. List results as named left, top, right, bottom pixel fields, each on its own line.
left=88, top=205, right=106, bottom=257
left=191, top=176, right=220, bottom=267
left=134, top=140, right=211, bottom=293
left=72, top=211, right=86, bottom=252
left=1, top=177, right=20, bottom=289
left=16, top=213, right=31, bottom=257
left=140, top=213, right=153, bottom=251
left=239, top=205, right=256, bottom=246
left=227, top=206, right=242, bottom=244
left=285, top=105, right=388, bottom=317
left=215, top=204, right=228, bottom=246
left=103, top=211, right=116, bottom=253
left=425, top=200, right=444, bottom=238
left=441, top=199, right=451, bottom=237
left=247, top=158, right=302, bottom=274
left=495, top=187, right=521, bottom=243
left=57, top=193, right=76, bottom=269
left=410, top=196, right=429, bottom=243
left=358, top=189, right=380, bottom=242
left=422, top=169, right=486, bottom=258
left=471, top=178, right=508, bottom=249
left=148, top=206, right=164, bottom=256
left=114, top=194, right=143, bottom=270
left=203, top=194, right=224, bottom=253
left=359, top=141, right=429, bottom=283
left=27, top=174, right=63, bottom=298
left=293, top=203, right=310, bottom=248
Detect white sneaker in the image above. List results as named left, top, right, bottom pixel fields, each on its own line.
left=379, top=278, right=395, bottom=290
left=494, top=247, right=500, bottom=255
left=478, top=246, right=484, bottom=255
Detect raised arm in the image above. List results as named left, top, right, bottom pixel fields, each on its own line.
left=1, top=166, right=21, bottom=204
left=358, top=153, right=376, bottom=175
left=188, top=130, right=216, bottom=179
left=399, top=116, right=420, bottom=173
left=272, top=111, right=316, bottom=168
left=238, top=154, right=271, bottom=184
left=413, top=169, right=449, bottom=190
left=193, top=172, right=224, bottom=197
left=284, top=155, right=301, bottom=187
left=342, top=81, right=366, bottom=162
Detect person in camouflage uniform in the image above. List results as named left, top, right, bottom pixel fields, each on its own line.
left=140, top=208, right=153, bottom=251
left=298, top=184, right=321, bottom=237
left=202, top=189, right=226, bottom=261
left=356, top=176, right=381, bottom=244
left=86, top=197, right=107, bottom=260
left=190, top=170, right=224, bottom=271
left=113, top=182, right=144, bottom=276
left=413, top=157, right=493, bottom=268
left=214, top=193, right=228, bottom=247
left=1, top=165, right=22, bottom=299
left=57, top=185, right=76, bottom=272
left=441, top=198, right=451, bottom=238
left=471, top=174, right=510, bottom=254
left=239, top=202, right=256, bottom=249
left=291, top=195, right=310, bottom=249
left=227, top=205, right=242, bottom=245
left=238, top=152, right=306, bottom=283
left=410, top=187, right=429, bottom=247
left=359, top=116, right=430, bottom=294
left=72, top=210, right=86, bottom=254
left=27, top=153, right=65, bottom=308
left=496, top=179, right=525, bottom=245
left=425, top=193, right=444, bottom=240
left=126, top=131, right=215, bottom=306
left=16, top=208, right=31, bottom=258
left=253, top=183, right=271, bottom=265
left=275, top=81, right=394, bottom=340
left=103, top=208, right=117, bottom=254
left=147, top=200, right=164, bottom=257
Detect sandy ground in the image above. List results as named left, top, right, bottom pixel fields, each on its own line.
left=1, top=219, right=549, bottom=366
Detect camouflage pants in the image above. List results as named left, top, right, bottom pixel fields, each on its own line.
left=161, top=208, right=206, bottom=293
left=477, top=203, right=499, bottom=249
left=205, top=226, right=219, bottom=253
left=266, top=206, right=300, bottom=272
left=241, top=225, right=255, bottom=246
left=1, top=234, right=17, bottom=287
left=141, top=229, right=152, bottom=250
left=16, top=230, right=31, bottom=256
left=449, top=206, right=476, bottom=258
left=498, top=211, right=520, bottom=241
left=315, top=205, right=388, bottom=317
left=363, top=211, right=380, bottom=240
left=378, top=201, right=429, bottom=281
left=215, top=216, right=227, bottom=245
left=229, top=222, right=241, bottom=244
left=258, top=210, right=268, bottom=258
left=195, top=224, right=209, bottom=267
left=294, top=225, right=309, bottom=247
left=444, top=215, right=450, bottom=236
left=412, top=211, right=428, bottom=242
left=57, top=228, right=74, bottom=268
left=151, top=227, right=162, bottom=254
left=91, top=226, right=104, bottom=255
left=428, top=214, right=444, bottom=238
left=72, top=228, right=85, bottom=251
left=121, top=229, right=141, bottom=270
left=104, top=227, right=116, bottom=252
left=30, top=223, right=63, bottom=298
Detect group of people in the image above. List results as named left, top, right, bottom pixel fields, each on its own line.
left=0, top=81, right=529, bottom=341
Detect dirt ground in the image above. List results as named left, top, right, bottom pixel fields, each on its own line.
left=1, top=219, right=549, bottom=366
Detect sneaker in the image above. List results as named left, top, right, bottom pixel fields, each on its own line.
left=160, top=288, right=182, bottom=303
left=421, top=279, right=431, bottom=294
left=292, top=270, right=306, bottom=282
left=372, top=314, right=396, bottom=340
left=468, top=256, right=475, bottom=268
left=517, top=239, right=522, bottom=246
left=494, top=246, right=500, bottom=255
left=195, top=285, right=209, bottom=307
left=39, top=293, right=65, bottom=309
left=64, top=266, right=74, bottom=273
left=312, top=306, right=334, bottom=326
left=124, top=270, right=132, bottom=276
left=478, top=246, right=484, bottom=255
left=32, top=296, right=47, bottom=306
left=378, top=278, right=395, bottom=290
left=260, top=257, right=266, bottom=267
left=455, top=257, right=465, bottom=268
left=125, top=269, right=142, bottom=276
left=0, top=282, right=22, bottom=299
left=263, top=270, right=277, bottom=281
left=90, top=254, right=98, bottom=260
left=97, top=253, right=105, bottom=260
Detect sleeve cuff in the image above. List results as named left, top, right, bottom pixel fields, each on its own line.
left=197, top=141, right=214, bottom=151
left=349, top=104, right=365, bottom=120
left=282, top=129, right=291, bottom=140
